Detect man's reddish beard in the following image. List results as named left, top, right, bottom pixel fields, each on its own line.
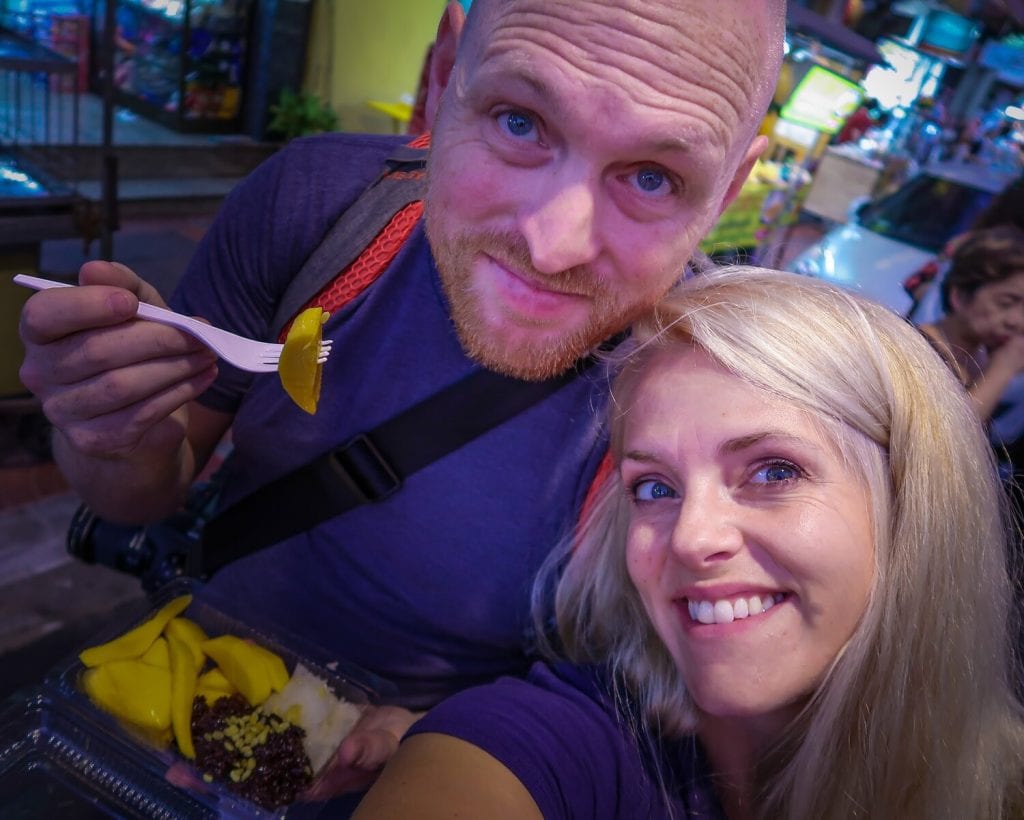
left=425, top=207, right=651, bottom=381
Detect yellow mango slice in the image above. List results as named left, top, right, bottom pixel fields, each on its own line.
left=79, top=595, right=192, bottom=668
left=167, top=635, right=198, bottom=759
left=196, top=666, right=236, bottom=705
left=197, top=667, right=235, bottom=693
left=278, top=307, right=329, bottom=414
left=81, top=660, right=172, bottom=732
left=140, top=637, right=170, bottom=668
left=201, top=635, right=272, bottom=706
left=248, top=642, right=290, bottom=693
left=163, top=617, right=209, bottom=669
left=196, top=686, right=233, bottom=705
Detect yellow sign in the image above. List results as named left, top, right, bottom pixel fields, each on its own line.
left=700, top=184, right=773, bottom=253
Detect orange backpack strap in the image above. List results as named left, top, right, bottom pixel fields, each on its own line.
left=577, top=449, right=614, bottom=532
left=272, top=132, right=431, bottom=341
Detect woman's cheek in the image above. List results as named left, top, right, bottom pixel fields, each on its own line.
left=626, top=529, right=663, bottom=587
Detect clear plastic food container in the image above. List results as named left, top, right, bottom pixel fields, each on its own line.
left=0, top=687, right=219, bottom=818
left=14, top=577, right=392, bottom=818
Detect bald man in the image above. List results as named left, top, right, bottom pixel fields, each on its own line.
left=18, top=0, right=785, bottom=802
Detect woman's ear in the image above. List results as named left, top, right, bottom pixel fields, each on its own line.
left=423, top=1, right=468, bottom=129
left=949, top=287, right=968, bottom=314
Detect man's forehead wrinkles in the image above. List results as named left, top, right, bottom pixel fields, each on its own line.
left=479, top=8, right=757, bottom=135
left=480, top=38, right=744, bottom=157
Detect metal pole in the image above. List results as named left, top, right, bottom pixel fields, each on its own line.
left=100, top=0, right=118, bottom=260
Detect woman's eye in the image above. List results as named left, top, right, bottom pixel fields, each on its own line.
left=499, top=110, right=536, bottom=138
left=751, top=460, right=803, bottom=485
left=632, top=479, right=677, bottom=502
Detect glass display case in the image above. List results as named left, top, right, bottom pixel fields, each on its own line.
left=0, top=0, right=90, bottom=91
left=93, top=0, right=251, bottom=131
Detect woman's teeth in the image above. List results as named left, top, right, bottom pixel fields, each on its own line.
left=687, top=593, right=785, bottom=625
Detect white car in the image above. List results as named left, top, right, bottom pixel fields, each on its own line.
left=786, top=161, right=1015, bottom=316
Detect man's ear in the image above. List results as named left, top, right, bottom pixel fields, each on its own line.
left=717, top=135, right=768, bottom=217
left=424, top=1, right=468, bottom=129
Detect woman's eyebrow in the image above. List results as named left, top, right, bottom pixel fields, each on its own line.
left=718, top=431, right=810, bottom=456
left=622, top=449, right=661, bottom=464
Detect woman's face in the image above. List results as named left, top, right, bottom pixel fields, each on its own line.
left=622, top=346, right=876, bottom=729
left=952, top=271, right=1024, bottom=349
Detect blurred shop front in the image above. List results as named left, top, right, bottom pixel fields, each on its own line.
left=701, top=3, right=886, bottom=263
left=705, top=0, right=1024, bottom=266
left=0, top=0, right=314, bottom=136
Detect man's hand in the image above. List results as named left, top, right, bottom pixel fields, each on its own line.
left=302, top=705, right=425, bottom=800
left=19, top=260, right=218, bottom=462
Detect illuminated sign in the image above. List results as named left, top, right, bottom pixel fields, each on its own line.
left=779, top=66, right=864, bottom=135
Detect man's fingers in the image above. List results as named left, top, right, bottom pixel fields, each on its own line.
left=47, top=365, right=216, bottom=457
left=19, top=283, right=141, bottom=344
left=353, top=729, right=401, bottom=770
left=20, top=261, right=172, bottom=346
left=299, top=729, right=401, bottom=801
left=79, top=260, right=167, bottom=306
left=23, top=321, right=212, bottom=389
left=44, top=349, right=215, bottom=417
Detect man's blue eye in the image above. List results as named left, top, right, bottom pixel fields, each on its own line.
left=634, top=479, right=677, bottom=501
left=753, top=462, right=800, bottom=484
left=635, top=168, right=667, bottom=193
left=503, top=111, right=534, bottom=137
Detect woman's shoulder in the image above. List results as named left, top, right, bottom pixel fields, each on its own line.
left=408, top=663, right=725, bottom=819
left=409, top=662, right=691, bottom=819
left=411, top=662, right=622, bottom=751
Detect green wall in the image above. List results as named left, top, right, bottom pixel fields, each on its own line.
left=304, top=0, right=447, bottom=134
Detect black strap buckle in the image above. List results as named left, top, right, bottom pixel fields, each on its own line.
left=330, top=433, right=402, bottom=503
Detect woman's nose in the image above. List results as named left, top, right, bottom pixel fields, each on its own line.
left=668, top=484, right=744, bottom=569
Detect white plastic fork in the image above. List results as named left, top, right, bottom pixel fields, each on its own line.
left=14, top=273, right=333, bottom=374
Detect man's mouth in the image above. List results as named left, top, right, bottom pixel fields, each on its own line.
left=686, top=593, right=788, bottom=625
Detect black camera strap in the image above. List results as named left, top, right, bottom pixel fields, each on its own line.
left=201, top=358, right=598, bottom=572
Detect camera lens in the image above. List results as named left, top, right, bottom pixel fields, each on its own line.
left=66, top=502, right=155, bottom=575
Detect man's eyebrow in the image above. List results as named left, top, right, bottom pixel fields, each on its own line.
left=649, top=136, right=693, bottom=156
left=474, top=56, right=713, bottom=154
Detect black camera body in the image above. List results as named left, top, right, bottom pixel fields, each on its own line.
left=66, top=480, right=221, bottom=592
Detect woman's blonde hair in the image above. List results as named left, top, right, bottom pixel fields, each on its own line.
left=537, top=266, right=1024, bottom=819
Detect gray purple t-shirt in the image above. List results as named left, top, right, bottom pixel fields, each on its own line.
left=171, top=133, right=611, bottom=709
left=410, top=662, right=726, bottom=819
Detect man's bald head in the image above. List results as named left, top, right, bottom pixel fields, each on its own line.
left=424, top=0, right=788, bottom=379
left=453, top=0, right=786, bottom=145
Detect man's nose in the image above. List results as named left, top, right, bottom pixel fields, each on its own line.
left=518, top=164, right=601, bottom=275
left=668, top=483, right=743, bottom=569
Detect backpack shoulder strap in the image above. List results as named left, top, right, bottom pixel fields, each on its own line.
left=269, top=137, right=430, bottom=340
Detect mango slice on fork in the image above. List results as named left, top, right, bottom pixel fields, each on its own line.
left=279, top=307, right=329, bottom=414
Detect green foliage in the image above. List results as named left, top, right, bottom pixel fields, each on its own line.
left=267, top=89, right=339, bottom=141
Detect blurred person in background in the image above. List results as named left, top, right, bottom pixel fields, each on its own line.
left=916, top=226, right=1024, bottom=425
left=904, top=173, right=1024, bottom=311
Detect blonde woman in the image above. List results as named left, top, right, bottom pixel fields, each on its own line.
left=355, top=268, right=1024, bottom=819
